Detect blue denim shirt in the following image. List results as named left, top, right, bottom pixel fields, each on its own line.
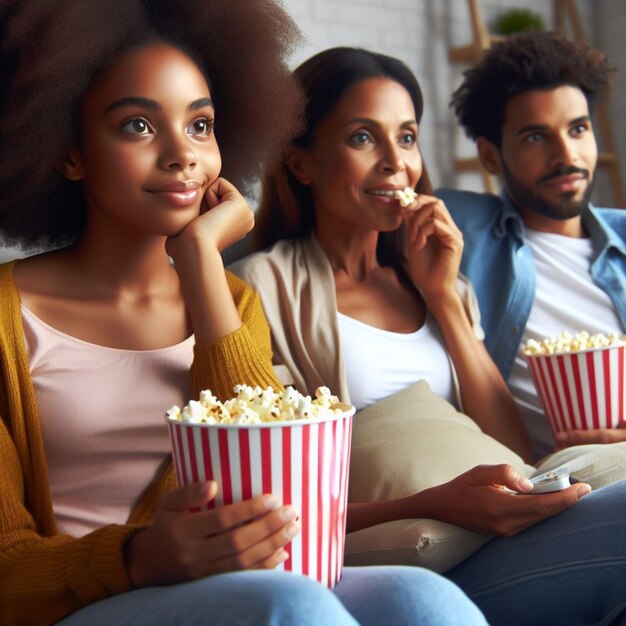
left=436, top=188, right=626, bottom=379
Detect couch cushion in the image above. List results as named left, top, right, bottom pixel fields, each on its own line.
left=345, top=379, right=534, bottom=572
left=344, top=379, right=626, bottom=572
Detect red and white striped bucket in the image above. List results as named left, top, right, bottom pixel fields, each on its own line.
left=166, top=405, right=356, bottom=589
left=525, top=344, right=625, bottom=435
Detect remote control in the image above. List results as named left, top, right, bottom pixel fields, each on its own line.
left=529, top=467, right=571, bottom=494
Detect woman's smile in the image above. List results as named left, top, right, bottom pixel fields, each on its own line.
left=298, top=77, right=421, bottom=233
left=364, top=186, right=407, bottom=204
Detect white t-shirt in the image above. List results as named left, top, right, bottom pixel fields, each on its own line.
left=338, top=311, right=454, bottom=411
left=507, top=229, right=622, bottom=460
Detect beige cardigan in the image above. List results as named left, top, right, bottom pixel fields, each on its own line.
left=230, top=235, right=484, bottom=408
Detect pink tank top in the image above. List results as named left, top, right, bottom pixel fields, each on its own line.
left=21, top=305, right=194, bottom=537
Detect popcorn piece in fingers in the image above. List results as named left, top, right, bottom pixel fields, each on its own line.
left=395, top=186, right=418, bottom=207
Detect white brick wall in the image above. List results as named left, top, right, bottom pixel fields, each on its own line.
left=593, top=0, right=626, bottom=207
left=280, top=0, right=624, bottom=207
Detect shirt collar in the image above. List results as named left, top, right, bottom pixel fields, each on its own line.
left=493, top=192, right=524, bottom=239
left=493, top=194, right=625, bottom=259
left=583, top=204, right=626, bottom=258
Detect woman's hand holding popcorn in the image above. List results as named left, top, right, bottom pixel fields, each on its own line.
left=402, top=194, right=463, bottom=308
left=394, top=186, right=417, bottom=208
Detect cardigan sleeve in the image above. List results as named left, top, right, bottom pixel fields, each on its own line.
left=190, top=271, right=283, bottom=399
left=0, top=417, right=145, bottom=626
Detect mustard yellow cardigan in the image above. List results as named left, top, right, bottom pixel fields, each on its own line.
left=0, top=262, right=281, bottom=626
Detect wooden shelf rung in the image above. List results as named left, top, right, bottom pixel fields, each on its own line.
left=454, top=157, right=482, bottom=172
left=598, top=152, right=618, bottom=165
left=449, top=44, right=480, bottom=63
left=449, top=34, right=508, bottom=63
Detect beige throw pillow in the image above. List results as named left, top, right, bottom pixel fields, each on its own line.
left=345, top=380, right=535, bottom=573
left=344, top=380, right=626, bottom=573
left=535, top=442, right=626, bottom=490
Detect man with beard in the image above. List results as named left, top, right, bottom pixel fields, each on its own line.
left=437, top=31, right=626, bottom=461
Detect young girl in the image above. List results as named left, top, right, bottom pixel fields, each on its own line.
left=231, top=46, right=626, bottom=625
left=0, top=3, right=490, bottom=626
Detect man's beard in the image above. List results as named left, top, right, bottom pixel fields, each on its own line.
left=501, top=159, right=595, bottom=221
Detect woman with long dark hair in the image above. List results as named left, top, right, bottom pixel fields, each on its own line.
left=232, top=46, right=626, bottom=625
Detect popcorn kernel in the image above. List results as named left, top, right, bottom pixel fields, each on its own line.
left=395, top=187, right=417, bottom=208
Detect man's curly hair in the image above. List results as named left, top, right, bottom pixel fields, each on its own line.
left=0, top=0, right=304, bottom=250
left=450, top=31, right=615, bottom=147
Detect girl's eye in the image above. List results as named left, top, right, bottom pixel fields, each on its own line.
left=188, top=117, right=214, bottom=136
left=571, top=123, right=588, bottom=136
left=120, top=118, right=152, bottom=135
left=349, top=131, right=372, bottom=146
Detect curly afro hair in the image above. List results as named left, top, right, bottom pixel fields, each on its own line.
left=0, top=0, right=304, bottom=250
left=450, top=30, right=615, bottom=146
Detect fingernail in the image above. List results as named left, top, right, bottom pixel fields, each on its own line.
left=518, top=477, right=534, bottom=491
left=263, top=494, right=281, bottom=510
left=279, top=506, right=297, bottom=522
left=284, top=521, right=300, bottom=539
left=277, top=550, right=289, bottom=564
left=577, top=484, right=592, bottom=497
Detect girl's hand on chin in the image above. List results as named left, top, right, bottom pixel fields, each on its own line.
left=166, top=177, right=255, bottom=257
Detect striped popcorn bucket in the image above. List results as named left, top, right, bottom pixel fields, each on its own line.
left=524, top=344, right=625, bottom=435
left=166, top=405, right=356, bottom=589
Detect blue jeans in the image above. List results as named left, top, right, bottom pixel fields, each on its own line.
left=57, top=566, right=487, bottom=626
left=448, top=479, right=626, bottom=626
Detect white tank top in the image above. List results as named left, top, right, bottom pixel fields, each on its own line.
left=21, top=305, right=194, bottom=537
left=507, top=229, right=622, bottom=460
left=338, top=311, right=454, bottom=411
